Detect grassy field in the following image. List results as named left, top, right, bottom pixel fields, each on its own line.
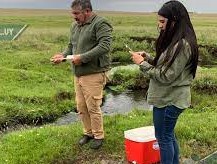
left=0, top=9, right=217, bottom=163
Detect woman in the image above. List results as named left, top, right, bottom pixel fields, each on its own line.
left=130, top=1, right=198, bottom=163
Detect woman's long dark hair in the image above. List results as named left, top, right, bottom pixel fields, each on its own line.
left=154, top=0, right=198, bottom=78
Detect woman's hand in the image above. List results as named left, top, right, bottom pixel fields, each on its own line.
left=130, top=51, right=145, bottom=65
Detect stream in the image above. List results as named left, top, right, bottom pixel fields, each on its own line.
left=54, top=89, right=152, bottom=125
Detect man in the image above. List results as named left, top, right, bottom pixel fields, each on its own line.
left=51, top=0, right=112, bottom=149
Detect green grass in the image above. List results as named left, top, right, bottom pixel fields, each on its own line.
left=192, top=67, right=217, bottom=94
left=0, top=111, right=152, bottom=164
left=0, top=12, right=77, bottom=125
left=0, top=39, right=75, bottom=125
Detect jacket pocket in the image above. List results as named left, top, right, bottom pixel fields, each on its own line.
left=98, top=55, right=110, bottom=67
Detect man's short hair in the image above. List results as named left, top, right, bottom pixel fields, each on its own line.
left=71, top=0, right=92, bottom=11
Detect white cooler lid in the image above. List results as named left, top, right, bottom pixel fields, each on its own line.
left=124, top=126, right=156, bottom=142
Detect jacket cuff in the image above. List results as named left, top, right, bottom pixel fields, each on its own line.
left=80, top=53, right=89, bottom=63
left=140, top=61, right=152, bottom=71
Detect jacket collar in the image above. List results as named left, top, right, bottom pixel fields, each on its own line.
left=81, top=13, right=96, bottom=26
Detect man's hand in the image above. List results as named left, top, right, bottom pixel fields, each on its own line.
left=72, top=54, right=82, bottom=65
left=50, top=53, right=64, bottom=64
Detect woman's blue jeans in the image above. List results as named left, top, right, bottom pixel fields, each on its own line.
left=153, top=105, right=184, bottom=164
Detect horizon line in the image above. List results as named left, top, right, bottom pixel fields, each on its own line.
left=0, top=7, right=217, bottom=14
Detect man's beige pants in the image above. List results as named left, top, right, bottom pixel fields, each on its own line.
left=74, top=72, right=107, bottom=139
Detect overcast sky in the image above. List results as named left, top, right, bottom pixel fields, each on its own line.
left=0, top=0, right=216, bottom=13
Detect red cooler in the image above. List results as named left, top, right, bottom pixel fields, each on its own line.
left=124, top=126, right=160, bottom=164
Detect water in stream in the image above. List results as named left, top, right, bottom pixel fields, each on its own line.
left=55, top=89, right=152, bottom=125
left=102, top=89, right=152, bottom=115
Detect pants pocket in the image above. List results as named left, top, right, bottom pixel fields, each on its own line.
left=93, top=95, right=103, bottom=107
